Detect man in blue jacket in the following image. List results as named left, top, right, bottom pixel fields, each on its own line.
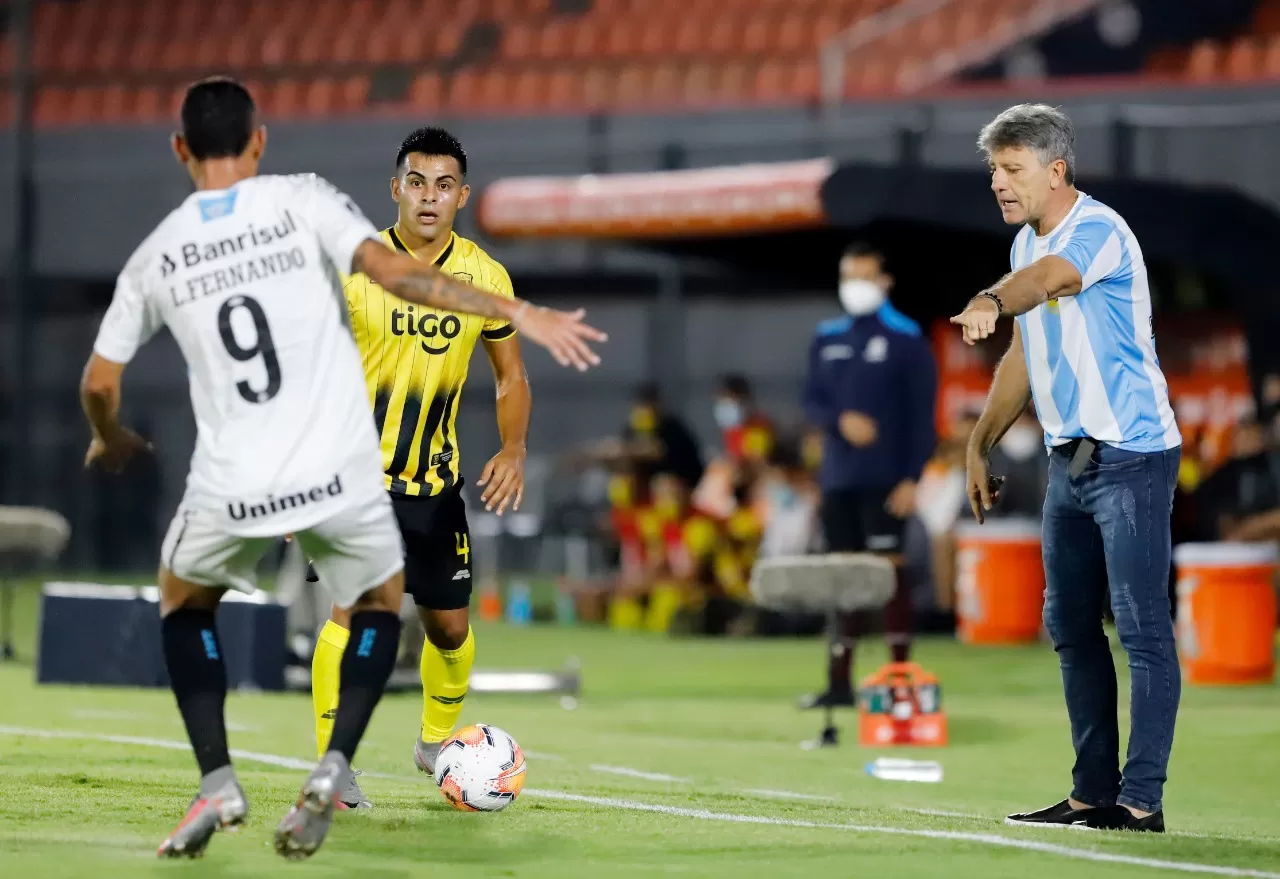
left=801, top=242, right=938, bottom=708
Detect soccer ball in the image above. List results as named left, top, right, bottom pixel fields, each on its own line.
left=435, top=723, right=526, bottom=812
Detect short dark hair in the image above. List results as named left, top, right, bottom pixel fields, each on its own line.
left=181, top=77, right=256, bottom=161
left=395, top=126, right=467, bottom=176
left=767, top=437, right=805, bottom=473
left=719, top=374, right=752, bottom=399
left=841, top=241, right=885, bottom=266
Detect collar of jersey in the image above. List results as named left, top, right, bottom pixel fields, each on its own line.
left=387, top=226, right=455, bottom=267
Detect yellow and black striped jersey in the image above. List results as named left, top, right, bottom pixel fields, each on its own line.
left=345, top=226, right=516, bottom=497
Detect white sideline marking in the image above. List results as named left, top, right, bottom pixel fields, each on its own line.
left=589, top=764, right=687, bottom=782
left=1, top=726, right=1277, bottom=879
left=741, top=789, right=838, bottom=802
left=522, top=750, right=565, bottom=761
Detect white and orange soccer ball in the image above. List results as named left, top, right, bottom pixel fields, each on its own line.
left=435, top=724, right=526, bottom=812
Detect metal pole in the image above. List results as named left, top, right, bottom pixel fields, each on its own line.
left=8, top=0, right=35, bottom=505
left=651, top=257, right=686, bottom=414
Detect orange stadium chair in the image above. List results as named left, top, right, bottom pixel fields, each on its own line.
left=67, top=87, right=105, bottom=126
left=131, top=85, right=170, bottom=124
left=650, top=62, right=683, bottom=107
left=567, top=19, right=603, bottom=60
left=706, top=16, right=745, bottom=55
left=446, top=69, right=483, bottom=110
left=389, top=27, right=431, bottom=64
left=791, top=59, right=821, bottom=101
left=718, top=60, right=752, bottom=104
left=433, top=21, right=467, bottom=60
left=742, top=13, right=781, bottom=54
left=536, top=19, right=575, bottom=61
left=273, top=80, right=306, bottom=118
left=638, top=19, right=678, bottom=57
left=681, top=62, right=718, bottom=106
left=1224, top=37, right=1262, bottom=81
left=240, top=80, right=267, bottom=111
left=582, top=66, right=615, bottom=109
left=1264, top=35, right=1280, bottom=78
left=509, top=69, right=548, bottom=112
left=1186, top=40, right=1223, bottom=82
left=673, top=18, right=705, bottom=56
left=545, top=68, right=583, bottom=111
left=101, top=84, right=132, bottom=124
left=810, top=15, right=845, bottom=52
left=777, top=16, right=809, bottom=53
left=224, top=33, right=259, bottom=71
left=479, top=69, right=517, bottom=112
left=340, top=76, right=372, bottom=113
left=502, top=22, right=538, bottom=61
left=409, top=71, right=445, bottom=111
left=294, top=27, right=332, bottom=66
left=754, top=59, right=791, bottom=103
left=604, top=19, right=640, bottom=58
left=303, top=80, right=339, bottom=117
left=614, top=64, right=652, bottom=107
left=34, top=87, right=73, bottom=127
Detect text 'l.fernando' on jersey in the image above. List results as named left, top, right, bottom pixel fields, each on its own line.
left=343, top=226, right=517, bottom=497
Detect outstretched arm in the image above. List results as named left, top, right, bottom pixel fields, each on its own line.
left=951, top=255, right=1083, bottom=345
left=353, top=240, right=606, bottom=371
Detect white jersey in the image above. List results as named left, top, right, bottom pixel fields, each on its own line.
left=94, top=174, right=388, bottom=537
left=1011, top=192, right=1180, bottom=453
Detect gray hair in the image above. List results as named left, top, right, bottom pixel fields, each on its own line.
left=978, top=103, right=1076, bottom=185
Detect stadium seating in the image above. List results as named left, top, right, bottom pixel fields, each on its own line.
left=1144, top=0, right=1280, bottom=84
left=0, top=0, right=1165, bottom=125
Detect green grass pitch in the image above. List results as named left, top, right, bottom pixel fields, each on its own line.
left=1, top=582, right=1278, bottom=878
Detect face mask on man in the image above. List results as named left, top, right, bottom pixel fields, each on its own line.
left=999, top=424, right=1042, bottom=461
left=714, top=398, right=744, bottom=430
left=838, top=279, right=887, bottom=316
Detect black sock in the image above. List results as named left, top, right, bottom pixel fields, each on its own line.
left=885, top=567, right=914, bottom=664
left=327, top=611, right=401, bottom=762
left=162, top=608, right=230, bottom=777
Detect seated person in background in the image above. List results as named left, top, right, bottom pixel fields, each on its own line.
left=693, top=374, right=775, bottom=520
left=757, top=439, right=822, bottom=560
left=1198, top=416, right=1280, bottom=542
left=915, top=414, right=977, bottom=612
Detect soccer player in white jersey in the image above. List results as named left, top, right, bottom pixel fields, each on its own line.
left=951, top=104, right=1181, bottom=833
left=80, top=78, right=605, bottom=861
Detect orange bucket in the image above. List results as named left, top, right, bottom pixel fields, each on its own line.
left=1175, top=543, right=1278, bottom=685
left=954, top=518, right=1045, bottom=644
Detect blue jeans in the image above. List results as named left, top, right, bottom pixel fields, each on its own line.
left=1041, top=442, right=1181, bottom=814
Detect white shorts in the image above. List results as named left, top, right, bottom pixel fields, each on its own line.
left=160, top=491, right=405, bottom=609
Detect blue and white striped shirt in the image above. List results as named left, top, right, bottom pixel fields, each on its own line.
left=1011, top=192, right=1181, bottom=453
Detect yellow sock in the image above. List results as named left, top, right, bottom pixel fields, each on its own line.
left=644, top=583, right=684, bottom=633
left=420, top=626, right=475, bottom=743
left=312, top=620, right=348, bottom=758
left=609, top=595, right=643, bottom=630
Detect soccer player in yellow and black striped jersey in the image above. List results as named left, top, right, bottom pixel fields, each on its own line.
left=310, top=128, right=531, bottom=806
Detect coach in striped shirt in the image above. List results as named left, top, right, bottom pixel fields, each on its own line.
left=952, top=104, right=1181, bottom=834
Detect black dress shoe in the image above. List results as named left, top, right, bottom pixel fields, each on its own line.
left=1004, top=799, right=1092, bottom=826
left=1075, top=805, right=1166, bottom=833
left=797, top=688, right=857, bottom=710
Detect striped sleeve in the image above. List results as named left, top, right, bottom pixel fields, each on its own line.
left=1053, top=214, right=1125, bottom=292
left=481, top=260, right=517, bottom=341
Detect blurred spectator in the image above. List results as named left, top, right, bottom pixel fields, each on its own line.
left=713, top=374, right=775, bottom=468
left=694, top=374, right=775, bottom=520
left=915, top=414, right=978, bottom=611
left=621, top=382, right=704, bottom=492
left=800, top=241, right=937, bottom=708
left=1194, top=416, right=1280, bottom=541
left=757, top=439, right=821, bottom=559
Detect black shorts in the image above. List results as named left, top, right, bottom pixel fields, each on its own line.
left=820, top=487, right=907, bottom=555
left=305, top=483, right=473, bottom=611
left=392, top=483, right=473, bottom=611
